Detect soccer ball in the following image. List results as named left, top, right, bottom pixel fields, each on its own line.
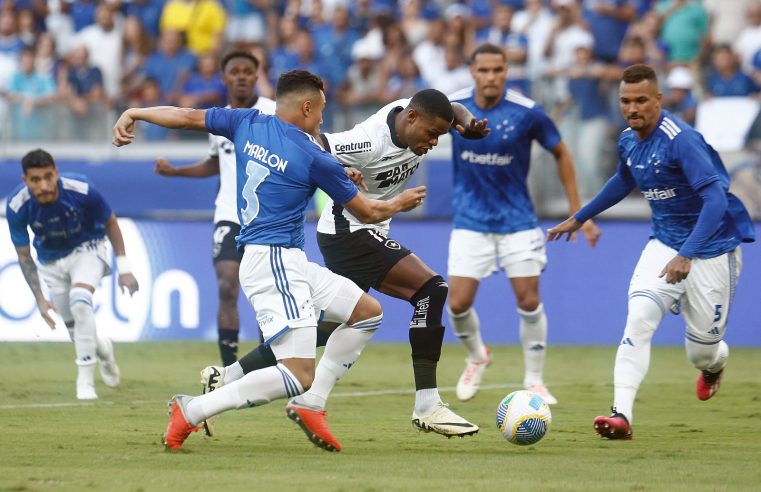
left=496, top=390, right=552, bottom=445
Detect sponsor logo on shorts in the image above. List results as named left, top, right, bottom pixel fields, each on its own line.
left=460, top=150, right=513, bottom=166
left=385, top=240, right=401, bottom=250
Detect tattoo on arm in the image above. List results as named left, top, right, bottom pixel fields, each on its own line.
left=16, top=247, right=45, bottom=302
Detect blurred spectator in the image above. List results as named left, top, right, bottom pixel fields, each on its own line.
left=430, top=33, right=471, bottom=95
left=122, top=15, right=155, bottom=97
left=444, top=3, right=475, bottom=53
left=752, top=47, right=761, bottom=88
left=45, top=0, right=75, bottom=55
left=125, top=0, right=167, bottom=40
left=249, top=42, right=275, bottom=98
left=619, top=18, right=667, bottom=69
left=377, top=22, right=409, bottom=91
left=135, top=77, right=173, bottom=140
left=6, top=47, right=57, bottom=140
left=563, top=42, right=609, bottom=197
left=511, top=0, right=555, bottom=81
left=312, top=5, right=360, bottom=82
left=663, top=65, right=697, bottom=125
left=338, top=36, right=384, bottom=128
left=477, top=4, right=530, bottom=95
left=140, top=28, right=196, bottom=101
left=581, top=0, right=637, bottom=64
left=706, top=44, right=760, bottom=98
left=16, top=8, right=37, bottom=46
left=159, top=0, right=226, bottom=55
left=734, top=1, right=761, bottom=74
left=61, top=44, right=107, bottom=140
left=655, top=0, right=709, bottom=64
left=704, top=0, right=755, bottom=46
left=412, top=17, right=446, bottom=88
left=74, top=3, right=123, bottom=101
left=0, top=10, right=25, bottom=57
left=399, top=0, right=428, bottom=47
left=69, top=0, right=98, bottom=32
left=224, top=0, right=270, bottom=47
left=268, top=14, right=300, bottom=83
left=34, top=32, right=60, bottom=80
left=545, top=0, right=594, bottom=104
left=178, top=51, right=225, bottom=108
left=381, top=51, right=425, bottom=102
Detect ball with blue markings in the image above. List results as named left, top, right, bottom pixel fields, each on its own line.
left=496, top=390, right=552, bottom=445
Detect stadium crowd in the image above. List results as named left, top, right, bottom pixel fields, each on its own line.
left=0, top=0, right=760, bottom=197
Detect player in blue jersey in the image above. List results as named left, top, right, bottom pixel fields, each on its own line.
left=6, top=149, right=139, bottom=400
left=152, top=51, right=276, bottom=368
left=447, top=43, right=600, bottom=405
left=112, top=70, right=426, bottom=452
left=548, top=64, right=755, bottom=440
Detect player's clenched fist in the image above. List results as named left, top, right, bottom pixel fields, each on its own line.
left=396, top=186, right=427, bottom=211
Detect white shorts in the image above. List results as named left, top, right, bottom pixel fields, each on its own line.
left=447, top=227, right=547, bottom=279
left=37, top=239, right=110, bottom=323
left=239, top=245, right=363, bottom=359
left=628, top=239, right=743, bottom=345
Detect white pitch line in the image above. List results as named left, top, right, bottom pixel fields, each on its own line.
left=0, top=383, right=525, bottom=410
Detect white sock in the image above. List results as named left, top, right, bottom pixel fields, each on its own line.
left=519, top=303, right=547, bottom=387
left=414, top=388, right=441, bottom=414
left=448, top=307, right=487, bottom=360
left=185, top=363, right=303, bottom=426
left=300, top=315, right=382, bottom=409
left=76, top=360, right=96, bottom=387
left=685, top=339, right=729, bottom=373
left=224, top=361, right=245, bottom=383
left=69, top=287, right=97, bottom=366
left=613, top=295, right=664, bottom=424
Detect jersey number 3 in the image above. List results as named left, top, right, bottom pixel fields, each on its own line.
left=241, top=160, right=270, bottom=225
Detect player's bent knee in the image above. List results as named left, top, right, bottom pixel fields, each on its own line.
left=447, top=296, right=471, bottom=316
left=516, top=295, right=541, bottom=313
left=348, top=294, right=382, bottom=325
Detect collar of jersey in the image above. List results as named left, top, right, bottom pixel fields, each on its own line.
left=386, top=106, right=406, bottom=149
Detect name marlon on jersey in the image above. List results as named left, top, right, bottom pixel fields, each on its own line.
left=460, top=150, right=513, bottom=166
left=642, top=187, right=677, bottom=200
left=243, top=141, right=288, bottom=172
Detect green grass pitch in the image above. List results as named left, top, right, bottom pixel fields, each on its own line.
left=1, top=342, right=760, bottom=491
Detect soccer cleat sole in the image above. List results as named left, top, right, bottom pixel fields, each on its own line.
left=411, top=418, right=479, bottom=438
left=286, top=407, right=340, bottom=452
left=593, top=419, right=632, bottom=440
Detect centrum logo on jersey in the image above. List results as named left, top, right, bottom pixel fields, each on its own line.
left=460, top=150, right=513, bottom=166
left=243, top=141, right=288, bottom=172
left=642, top=187, right=677, bottom=200
left=335, top=141, right=372, bottom=154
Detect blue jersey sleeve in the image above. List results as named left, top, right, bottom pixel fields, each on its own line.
left=672, top=131, right=720, bottom=191
left=205, top=107, right=260, bottom=141
left=529, top=106, right=562, bottom=152
left=574, top=159, right=636, bottom=222
left=6, top=202, right=30, bottom=247
left=310, top=153, right=358, bottom=205
left=83, top=184, right=113, bottom=223
left=677, top=181, right=728, bottom=258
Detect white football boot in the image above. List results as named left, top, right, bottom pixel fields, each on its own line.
left=455, top=347, right=491, bottom=401
left=525, top=383, right=558, bottom=405
left=412, top=401, right=479, bottom=437
left=199, top=365, right=225, bottom=436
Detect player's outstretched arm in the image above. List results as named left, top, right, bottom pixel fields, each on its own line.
left=343, top=186, right=426, bottom=224
left=451, top=102, right=490, bottom=139
left=14, top=246, right=57, bottom=329
left=112, top=106, right=208, bottom=147
left=547, top=217, right=584, bottom=243
left=103, top=214, right=139, bottom=296
left=154, top=156, right=220, bottom=178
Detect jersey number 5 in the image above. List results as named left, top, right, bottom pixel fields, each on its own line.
left=241, top=160, right=270, bottom=225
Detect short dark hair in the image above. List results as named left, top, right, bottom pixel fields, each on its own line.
left=409, top=89, right=454, bottom=123
left=276, top=70, right=325, bottom=99
left=470, top=43, right=506, bottom=64
left=622, top=64, right=658, bottom=85
left=221, top=51, right=260, bottom=72
left=22, top=149, right=55, bottom=173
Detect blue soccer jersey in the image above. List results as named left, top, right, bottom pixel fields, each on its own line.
left=611, top=111, right=754, bottom=257
left=6, top=173, right=112, bottom=264
left=205, top=107, right=358, bottom=249
left=449, top=88, right=562, bottom=233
